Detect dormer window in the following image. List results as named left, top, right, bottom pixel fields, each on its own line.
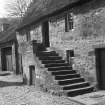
left=65, top=12, right=74, bottom=32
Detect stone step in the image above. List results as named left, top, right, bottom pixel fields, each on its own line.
left=55, top=74, right=80, bottom=80
left=41, top=60, right=65, bottom=64
left=36, top=48, right=93, bottom=97
left=62, top=82, right=89, bottom=90
left=52, top=70, right=76, bottom=75
left=42, top=50, right=55, bottom=52
left=36, top=52, right=59, bottom=57
left=39, top=56, right=62, bottom=60
left=58, top=78, right=85, bottom=85
left=36, top=51, right=56, bottom=56
left=67, top=86, right=94, bottom=97
left=48, top=66, right=72, bottom=71
left=33, top=43, right=46, bottom=51
left=44, top=63, right=69, bottom=67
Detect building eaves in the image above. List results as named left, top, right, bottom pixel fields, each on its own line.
left=17, top=0, right=92, bottom=31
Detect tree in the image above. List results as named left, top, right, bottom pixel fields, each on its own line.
left=6, top=0, right=32, bottom=19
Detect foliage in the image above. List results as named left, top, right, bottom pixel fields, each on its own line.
left=5, top=0, right=32, bottom=18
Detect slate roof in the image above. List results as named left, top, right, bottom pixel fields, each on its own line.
left=17, top=0, right=91, bottom=31
left=0, top=26, right=17, bottom=44
left=0, top=19, right=19, bottom=44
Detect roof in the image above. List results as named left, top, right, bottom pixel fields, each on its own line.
left=17, top=0, right=90, bottom=31
left=0, top=17, right=19, bottom=25
left=0, top=19, right=19, bottom=44
left=0, top=26, right=16, bottom=44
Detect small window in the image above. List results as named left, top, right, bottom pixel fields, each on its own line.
left=65, top=13, right=74, bottom=32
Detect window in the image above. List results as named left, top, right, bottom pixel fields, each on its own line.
left=65, top=13, right=74, bottom=32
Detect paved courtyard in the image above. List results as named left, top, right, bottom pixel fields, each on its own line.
left=0, top=71, right=80, bottom=105
left=0, top=71, right=105, bottom=105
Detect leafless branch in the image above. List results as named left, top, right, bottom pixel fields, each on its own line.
left=5, top=0, right=32, bottom=19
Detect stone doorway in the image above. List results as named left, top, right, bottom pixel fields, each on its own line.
left=42, top=21, right=50, bottom=47
left=29, top=65, right=35, bottom=85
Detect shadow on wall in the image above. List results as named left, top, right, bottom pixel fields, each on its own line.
left=0, top=81, right=23, bottom=87
left=0, top=73, right=11, bottom=76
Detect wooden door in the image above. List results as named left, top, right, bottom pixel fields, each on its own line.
left=1, top=48, right=7, bottom=71
left=42, top=21, right=50, bottom=47
left=1, top=47, right=13, bottom=71
left=6, top=55, right=13, bottom=71
left=95, top=48, right=105, bottom=90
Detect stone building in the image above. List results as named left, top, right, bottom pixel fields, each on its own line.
left=0, top=19, right=21, bottom=74
left=16, top=0, right=105, bottom=96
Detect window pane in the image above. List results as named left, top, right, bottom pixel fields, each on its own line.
left=65, top=13, right=74, bottom=32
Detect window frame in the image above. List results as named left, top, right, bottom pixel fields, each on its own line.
left=65, top=12, right=74, bottom=32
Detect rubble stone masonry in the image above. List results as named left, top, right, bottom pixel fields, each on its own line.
left=49, top=2, right=105, bottom=86
left=17, top=0, right=105, bottom=91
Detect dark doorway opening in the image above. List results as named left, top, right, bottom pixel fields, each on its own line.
left=42, top=21, right=50, bottom=47
left=29, top=65, right=35, bottom=85
left=1, top=47, right=13, bottom=71
left=95, top=48, right=105, bottom=90
left=19, top=54, right=23, bottom=75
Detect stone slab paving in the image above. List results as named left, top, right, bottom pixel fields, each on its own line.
left=0, top=86, right=82, bottom=105
left=71, top=91, right=105, bottom=105
left=0, top=72, right=81, bottom=105
left=1, top=72, right=105, bottom=105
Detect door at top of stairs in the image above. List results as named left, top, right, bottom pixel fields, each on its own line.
left=42, top=21, right=50, bottom=47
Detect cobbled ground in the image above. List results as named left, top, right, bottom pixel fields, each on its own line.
left=0, top=71, right=80, bottom=105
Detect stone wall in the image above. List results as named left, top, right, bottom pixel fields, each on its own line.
left=17, top=25, right=63, bottom=93
left=12, top=43, right=17, bottom=73
left=22, top=50, right=35, bottom=84
left=16, top=25, right=42, bottom=82
left=49, top=2, right=105, bottom=86
left=30, top=25, right=42, bottom=43
left=34, top=56, right=63, bottom=95
left=16, top=0, right=105, bottom=91
left=17, top=39, right=35, bottom=84
left=17, top=33, right=63, bottom=94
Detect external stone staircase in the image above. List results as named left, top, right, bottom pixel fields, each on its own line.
left=35, top=46, right=94, bottom=97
